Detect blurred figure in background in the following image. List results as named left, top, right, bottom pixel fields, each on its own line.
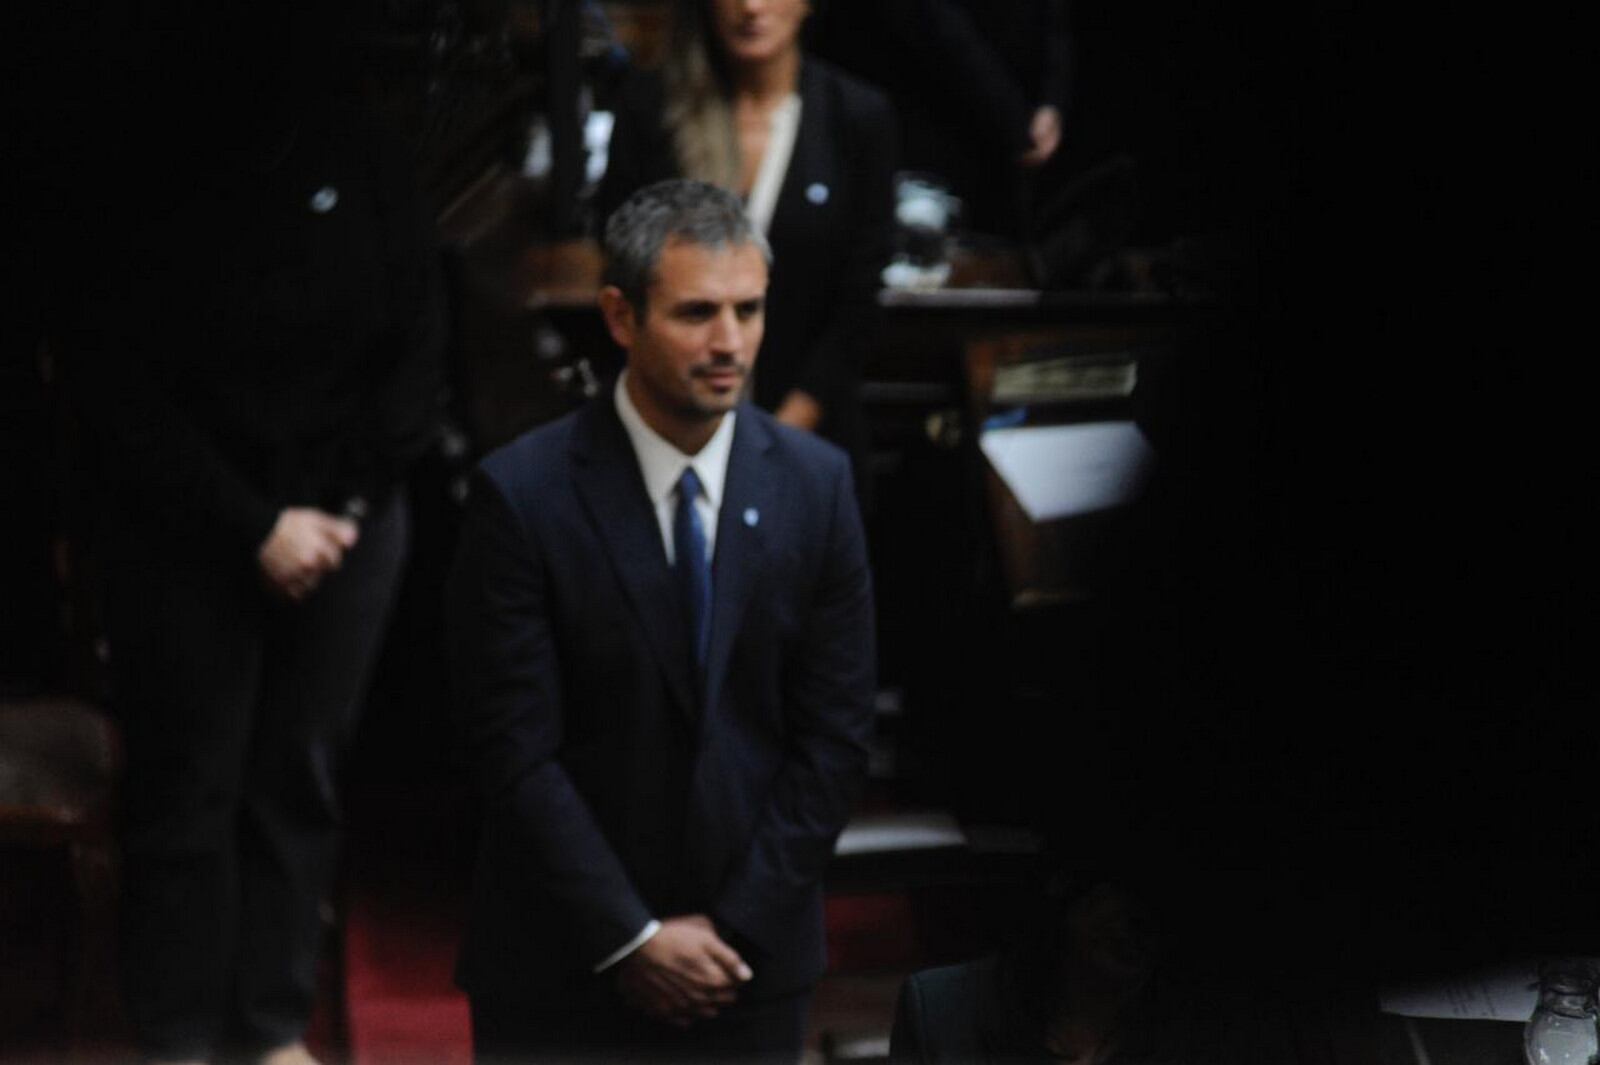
left=61, top=8, right=446, bottom=1063
left=598, top=0, right=897, bottom=493
left=891, top=881, right=1189, bottom=1065
left=811, top=0, right=1071, bottom=243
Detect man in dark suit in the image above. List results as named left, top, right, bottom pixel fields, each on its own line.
left=447, top=178, right=876, bottom=1062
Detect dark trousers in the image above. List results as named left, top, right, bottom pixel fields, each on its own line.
left=470, top=985, right=810, bottom=1065
left=105, top=495, right=409, bottom=1059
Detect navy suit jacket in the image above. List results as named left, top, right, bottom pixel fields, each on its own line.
left=446, top=393, right=875, bottom=1004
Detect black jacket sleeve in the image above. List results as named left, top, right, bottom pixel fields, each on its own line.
left=446, top=470, right=656, bottom=968
left=595, top=69, right=681, bottom=232
left=787, top=73, right=898, bottom=416
left=62, top=305, right=282, bottom=553
left=709, top=454, right=876, bottom=955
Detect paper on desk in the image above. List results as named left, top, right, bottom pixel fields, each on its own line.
left=1379, top=961, right=1554, bottom=1021
left=979, top=421, right=1155, bottom=522
left=834, top=811, right=967, bottom=856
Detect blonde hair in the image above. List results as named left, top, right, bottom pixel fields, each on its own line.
left=663, top=0, right=741, bottom=189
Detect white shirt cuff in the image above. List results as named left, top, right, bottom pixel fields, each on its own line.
left=592, top=919, right=661, bottom=973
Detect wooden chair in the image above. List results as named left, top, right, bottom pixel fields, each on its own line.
left=0, top=692, right=122, bottom=1054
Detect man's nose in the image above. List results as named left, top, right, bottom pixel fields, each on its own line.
left=708, top=307, right=742, bottom=355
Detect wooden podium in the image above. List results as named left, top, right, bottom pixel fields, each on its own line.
left=963, top=325, right=1175, bottom=610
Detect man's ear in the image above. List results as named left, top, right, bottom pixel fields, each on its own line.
left=597, top=286, right=637, bottom=352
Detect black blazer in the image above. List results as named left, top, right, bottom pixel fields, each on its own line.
left=446, top=394, right=876, bottom=1003
left=65, top=98, right=444, bottom=557
left=598, top=58, right=897, bottom=454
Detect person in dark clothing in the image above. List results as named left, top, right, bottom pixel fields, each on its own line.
left=448, top=179, right=875, bottom=1064
left=597, top=0, right=898, bottom=489
left=891, top=882, right=1179, bottom=1064
left=810, top=0, right=1071, bottom=240
left=61, top=15, right=446, bottom=1061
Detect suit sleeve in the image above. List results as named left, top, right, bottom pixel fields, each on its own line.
left=790, top=81, right=898, bottom=419
left=872, top=0, right=1027, bottom=154
left=446, top=470, right=655, bottom=968
left=369, top=128, right=448, bottom=488
left=710, top=457, right=876, bottom=954
left=1040, top=0, right=1073, bottom=119
left=595, top=68, right=679, bottom=232
left=61, top=304, right=281, bottom=553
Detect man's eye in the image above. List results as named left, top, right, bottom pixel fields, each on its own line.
left=736, top=302, right=764, bottom=320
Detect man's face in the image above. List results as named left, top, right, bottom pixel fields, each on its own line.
left=603, top=238, right=768, bottom=443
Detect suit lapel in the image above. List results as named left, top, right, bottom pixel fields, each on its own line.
left=768, top=61, right=825, bottom=245
left=704, top=408, right=778, bottom=717
left=569, top=400, right=698, bottom=722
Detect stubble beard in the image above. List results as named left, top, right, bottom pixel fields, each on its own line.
left=685, top=358, right=748, bottom=417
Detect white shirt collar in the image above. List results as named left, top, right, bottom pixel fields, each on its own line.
left=614, top=370, right=736, bottom=511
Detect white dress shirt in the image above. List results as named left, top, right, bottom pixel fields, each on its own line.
left=593, top=371, right=736, bottom=973
left=613, top=370, right=734, bottom=567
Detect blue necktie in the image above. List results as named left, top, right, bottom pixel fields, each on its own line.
left=674, top=467, right=712, bottom=669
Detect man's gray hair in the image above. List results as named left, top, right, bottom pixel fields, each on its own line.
left=602, top=179, right=772, bottom=313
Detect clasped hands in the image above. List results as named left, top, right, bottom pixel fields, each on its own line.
left=257, top=508, right=360, bottom=602
left=615, top=914, right=753, bottom=1028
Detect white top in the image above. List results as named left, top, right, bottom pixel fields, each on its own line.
left=744, top=92, right=802, bottom=237
left=614, top=371, right=734, bottom=566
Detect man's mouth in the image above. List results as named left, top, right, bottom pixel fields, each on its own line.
left=696, top=364, right=746, bottom=389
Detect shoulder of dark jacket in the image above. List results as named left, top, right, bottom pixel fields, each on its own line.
left=801, top=53, right=897, bottom=126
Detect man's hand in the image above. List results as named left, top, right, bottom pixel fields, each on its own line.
left=774, top=390, right=822, bottom=432
left=614, top=915, right=752, bottom=1027
left=257, top=508, right=360, bottom=602
left=1019, top=105, right=1062, bottom=167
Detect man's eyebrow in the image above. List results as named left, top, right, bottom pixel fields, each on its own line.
left=666, top=296, right=765, bottom=313
left=668, top=298, right=719, bottom=314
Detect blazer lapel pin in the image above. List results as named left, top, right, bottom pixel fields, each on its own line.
left=743, top=507, right=760, bottom=528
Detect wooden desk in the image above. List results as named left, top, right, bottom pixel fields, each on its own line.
left=951, top=322, right=1176, bottom=609
left=862, top=283, right=1199, bottom=433
left=1380, top=1014, right=1524, bottom=1065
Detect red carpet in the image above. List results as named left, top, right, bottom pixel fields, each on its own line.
left=822, top=893, right=920, bottom=973
left=342, top=881, right=473, bottom=1065
left=339, top=885, right=933, bottom=1062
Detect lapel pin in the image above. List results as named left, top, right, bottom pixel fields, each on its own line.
left=310, top=186, right=339, bottom=213
left=743, top=507, right=760, bottom=527
left=806, top=183, right=829, bottom=205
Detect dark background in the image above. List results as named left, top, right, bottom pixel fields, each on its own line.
left=4, top=0, right=1589, bottom=1030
